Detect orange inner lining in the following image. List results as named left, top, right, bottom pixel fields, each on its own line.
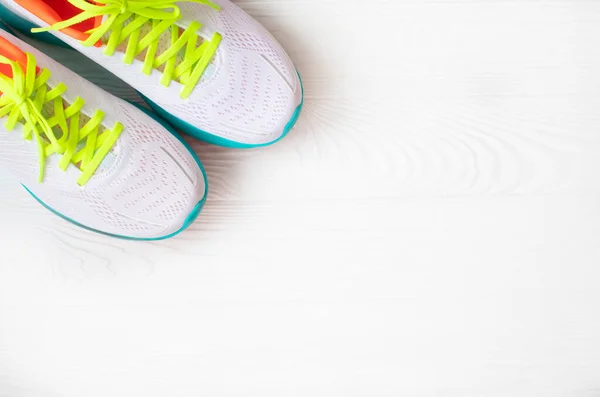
left=0, top=36, right=30, bottom=78
left=15, top=0, right=102, bottom=43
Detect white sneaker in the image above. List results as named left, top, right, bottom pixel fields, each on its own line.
left=0, top=0, right=304, bottom=147
left=0, top=29, right=208, bottom=239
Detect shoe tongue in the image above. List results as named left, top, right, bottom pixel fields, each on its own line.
left=0, top=37, right=38, bottom=80
left=99, top=15, right=217, bottom=81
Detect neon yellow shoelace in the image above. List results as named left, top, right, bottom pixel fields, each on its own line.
left=0, top=53, right=122, bottom=186
left=34, top=0, right=222, bottom=99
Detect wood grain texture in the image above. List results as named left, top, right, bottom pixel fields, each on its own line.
left=1, top=1, right=600, bottom=396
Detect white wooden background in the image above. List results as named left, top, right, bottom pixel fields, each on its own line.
left=1, top=1, right=600, bottom=396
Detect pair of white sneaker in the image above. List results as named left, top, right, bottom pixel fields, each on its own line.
left=0, top=0, right=303, bottom=240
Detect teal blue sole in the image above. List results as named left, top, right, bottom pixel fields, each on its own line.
left=24, top=186, right=206, bottom=241
left=0, top=16, right=10, bottom=31
left=23, top=103, right=209, bottom=241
